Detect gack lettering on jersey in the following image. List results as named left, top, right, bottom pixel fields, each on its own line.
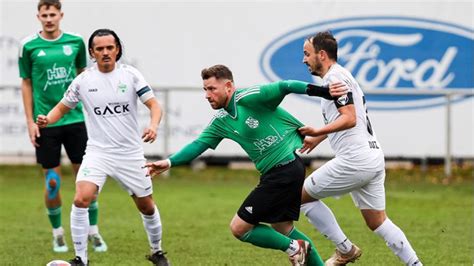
left=93, top=104, right=130, bottom=116
left=260, top=16, right=473, bottom=110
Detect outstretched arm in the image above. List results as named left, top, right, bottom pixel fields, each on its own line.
left=307, top=82, right=348, bottom=99
left=281, top=80, right=348, bottom=99
left=145, top=140, right=210, bottom=176
left=142, top=98, right=162, bottom=143
left=36, top=102, right=71, bottom=128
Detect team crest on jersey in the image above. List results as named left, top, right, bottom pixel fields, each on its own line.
left=62, top=45, right=73, bottom=56
left=118, top=83, right=127, bottom=93
left=337, top=95, right=349, bottom=106
left=245, top=116, right=259, bottom=129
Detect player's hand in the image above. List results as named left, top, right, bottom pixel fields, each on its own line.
left=36, top=115, right=49, bottom=129
left=27, top=121, right=41, bottom=147
left=329, top=82, right=348, bottom=98
left=299, top=136, right=319, bottom=154
left=145, top=160, right=170, bottom=177
left=142, top=127, right=157, bottom=143
left=299, top=126, right=319, bottom=137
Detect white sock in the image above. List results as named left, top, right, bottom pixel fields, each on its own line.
left=302, top=201, right=353, bottom=253
left=71, top=205, right=89, bottom=263
left=88, top=225, right=99, bottom=236
left=141, top=205, right=163, bottom=253
left=374, top=218, right=421, bottom=265
left=285, top=239, right=300, bottom=256
left=52, top=227, right=64, bottom=238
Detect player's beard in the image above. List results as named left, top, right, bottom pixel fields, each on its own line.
left=310, top=58, right=324, bottom=77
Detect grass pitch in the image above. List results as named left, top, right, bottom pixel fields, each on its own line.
left=0, top=164, right=472, bottom=265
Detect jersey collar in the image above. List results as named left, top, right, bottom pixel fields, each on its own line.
left=37, top=30, right=63, bottom=42
left=224, top=91, right=237, bottom=119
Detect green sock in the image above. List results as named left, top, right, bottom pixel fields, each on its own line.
left=47, top=206, right=62, bottom=229
left=240, top=224, right=292, bottom=251
left=88, top=200, right=99, bottom=226
left=288, top=226, right=324, bottom=266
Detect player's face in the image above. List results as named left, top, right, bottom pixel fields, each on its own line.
left=37, top=5, right=63, bottom=35
left=303, top=40, right=323, bottom=77
left=90, top=35, right=120, bottom=72
left=203, top=77, right=232, bottom=109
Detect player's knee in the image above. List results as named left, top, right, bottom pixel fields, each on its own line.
left=229, top=223, right=244, bottom=239
left=45, top=169, right=61, bottom=199
left=73, top=195, right=92, bottom=208
left=135, top=196, right=155, bottom=215
left=229, top=219, right=250, bottom=239
left=138, top=204, right=155, bottom=215
left=365, top=215, right=386, bottom=230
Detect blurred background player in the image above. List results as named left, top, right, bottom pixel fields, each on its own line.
left=147, top=64, right=346, bottom=266
left=299, top=31, right=422, bottom=266
left=37, top=28, right=169, bottom=266
left=18, top=0, right=106, bottom=253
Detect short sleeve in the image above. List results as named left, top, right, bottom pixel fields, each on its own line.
left=75, top=38, right=87, bottom=69
left=326, top=73, right=353, bottom=93
left=61, top=77, right=82, bottom=109
left=128, top=66, right=154, bottom=103
left=326, top=74, right=354, bottom=108
left=18, top=43, right=32, bottom=79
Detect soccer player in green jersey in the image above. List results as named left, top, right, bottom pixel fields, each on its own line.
left=18, top=0, right=106, bottom=253
left=146, top=64, right=344, bottom=265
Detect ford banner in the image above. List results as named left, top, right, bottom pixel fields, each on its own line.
left=260, top=17, right=474, bottom=110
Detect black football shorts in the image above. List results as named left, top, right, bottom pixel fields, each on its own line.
left=36, top=122, right=87, bottom=169
left=237, top=154, right=305, bottom=225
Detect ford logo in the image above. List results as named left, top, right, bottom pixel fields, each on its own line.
left=260, top=17, right=473, bottom=110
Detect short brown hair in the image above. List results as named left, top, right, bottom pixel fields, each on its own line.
left=307, top=31, right=338, bottom=61
left=201, top=64, right=234, bottom=82
left=38, top=0, right=61, bottom=11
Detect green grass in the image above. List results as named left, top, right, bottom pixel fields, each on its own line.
left=0, top=165, right=472, bottom=265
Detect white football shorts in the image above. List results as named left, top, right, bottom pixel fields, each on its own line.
left=303, top=157, right=386, bottom=210
left=76, top=151, right=153, bottom=197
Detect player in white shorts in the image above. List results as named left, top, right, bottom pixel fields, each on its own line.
left=299, top=31, right=422, bottom=266
left=37, top=29, right=169, bottom=266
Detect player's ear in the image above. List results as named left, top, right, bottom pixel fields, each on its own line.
left=320, top=49, right=328, bottom=60
left=88, top=48, right=95, bottom=61
left=225, top=80, right=232, bottom=91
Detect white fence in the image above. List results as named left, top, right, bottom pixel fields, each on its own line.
left=1, top=85, right=471, bottom=178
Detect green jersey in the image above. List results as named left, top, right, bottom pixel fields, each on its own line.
left=196, top=81, right=306, bottom=174
left=18, top=31, right=86, bottom=127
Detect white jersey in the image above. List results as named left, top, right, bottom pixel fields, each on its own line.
left=320, top=63, right=384, bottom=171
left=61, top=63, right=155, bottom=155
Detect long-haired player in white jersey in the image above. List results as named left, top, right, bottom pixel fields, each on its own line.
left=299, top=31, right=422, bottom=266
left=37, top=29, right=170, bottom=266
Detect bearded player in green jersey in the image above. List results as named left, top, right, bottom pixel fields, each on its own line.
left=18, top=0, right=106, bottom=253
left=146, top=65, right=346, bottom=266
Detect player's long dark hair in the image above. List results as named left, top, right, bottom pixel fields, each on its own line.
left=88, top=28, right=123, bottom=61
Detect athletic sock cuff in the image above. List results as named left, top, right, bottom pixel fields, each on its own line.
left=239, top=230, right=252, bottom=242
left=374, top=218, right=393, bottom=237
left=285, top=226, right=295, bottom=237
left=89, top=201, right=98, bottom=210
left=72, top=204, right=89, bottom=214
left=141, top=205, right=159, bottom=219
left=47, top=206, right=62, bottom=215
